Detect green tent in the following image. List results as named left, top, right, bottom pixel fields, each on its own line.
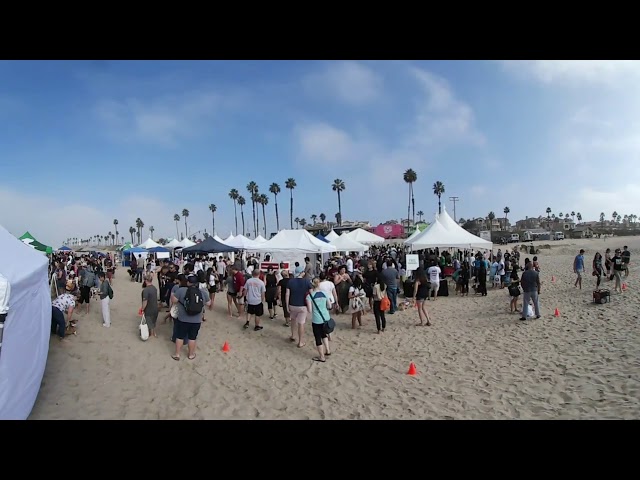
left=119, top=242, right=133, bottom=251
left=19, top=231, right=53, bottom=255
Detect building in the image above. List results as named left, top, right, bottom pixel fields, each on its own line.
left=571, top=226, right=594, bottom=239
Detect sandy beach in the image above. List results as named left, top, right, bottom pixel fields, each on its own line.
left=29, top=236, right=640, bottom=420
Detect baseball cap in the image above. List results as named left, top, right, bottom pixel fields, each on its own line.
left=187, top=275, right=198, bottom=284
left=294, top=266, right=304, bottom=276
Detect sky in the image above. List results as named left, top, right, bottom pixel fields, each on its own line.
left=1, top=60, right=640, bottom=247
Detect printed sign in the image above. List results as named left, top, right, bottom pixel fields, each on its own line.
left=406, top=254, right=419, bottom=271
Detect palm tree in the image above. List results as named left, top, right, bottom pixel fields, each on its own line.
left=433, top=181, right=445, bottom=214
left=294, top=217, right=300, bottom=229
left=107, top=231, right=112, bottom=245
left=612, top=211, right=618, bottom=222
left=311, top=214, right=317, bottom=225
left=259, top=193, right=268, bottom=236
left=417, top=210, right=424, bottom=222
left=111, top=233, right=115, bottom=244
left=173, top=214, right=180, bottom=239
left=269, top=183, right=281, bottom=231
left=121, top=236, right=124, bottom=245
left=237, top=196, right=246, bottom=235
left=247, top=181, right=259, bottom=237
left=600, top=212, right=605, bottom=228
left=335, top=212, right=341, bottom=225
left=319, top=213, right=326, bottom=224
left=135, top=218, right=144, bottom=243
left=252, top=193, right=261, bottom=235
left=182, top=209, right=190, bottom=238
left=546, top=207, right=552, bottom=231
left=577, top=212, right=582, bottom=223
left=228, top=189, right=239, bottom=235
left=403, top=169, right=417, bottom=225
left=113, top=219, right=119, bottom=245
left=558, top=212, right=563, bottom=219
left=487, top=211, right=496, bottom=231
left=299, top=218, right=307, bottom=229
left=503, top=206, right=510, bottom=224
left=209, top=204, right=217, bottom=236
left=129, top=226, right=135, bottom=244
left=571, top=211, right=576, bottom=222
left=332, top=179, right=346, bottom=226
left=285, top=177, right=296, bottom=229
left=149, top=226, right=155, bottom=239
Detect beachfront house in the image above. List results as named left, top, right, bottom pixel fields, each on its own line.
left=571, top=226, right=594, bottom=239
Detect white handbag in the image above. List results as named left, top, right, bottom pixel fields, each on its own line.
left=139, top=314, right=149, bottom=341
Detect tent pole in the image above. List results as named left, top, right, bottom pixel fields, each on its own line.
left=0, top=313, right=6, bottom=362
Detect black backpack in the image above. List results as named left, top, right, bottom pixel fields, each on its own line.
left=183, top=285, right=204, bottom=315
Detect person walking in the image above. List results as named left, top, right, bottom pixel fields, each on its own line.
left=519, top=263, right=541, bottom=321
left=306, top=277, right=332, bottom=362
left=244, top=268, right=266, bottom=331
left=97, top=271, right=113, bottom=328
left=574, top=249, right=586, bottom=289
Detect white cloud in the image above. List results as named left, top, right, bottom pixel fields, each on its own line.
left=567, top=185, right=640, bottom=221
left=93, top=91, right=223, bottom=146
left=500, top=60, right=640, bottom=87
left=0, top=187, right=238, bottom=248
left=303, top=61, right=382, bottom=105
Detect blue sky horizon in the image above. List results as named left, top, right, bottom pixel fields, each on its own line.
left=1, top=60, right=640, bottom=247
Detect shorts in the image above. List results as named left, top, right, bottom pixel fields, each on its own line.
left=247, top=303, right=264, bottom=317
left=430, top=282, right=439, bottom=292
left=289, top=305, right=308, bottom=325
left=79, top=285, right=91, bottom=304
left=208, top=286, right=216, bottom=295
left=312, top=322, right=327, bottom=346
left=144, top=311, right=158, bottom=329
left=227, top=291, right=237, bottom=298
left=576, top=269, right=584, bottom=277
left=174, top=319, right=201, bottom=341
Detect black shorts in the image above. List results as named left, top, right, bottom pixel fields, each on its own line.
left=312, top=322, right=327, bottom=346
left=208, top=286, right=216, bottom=295
left=79, top=285, right=91, bottom=304
left=247, top=303, right=264, bottom=317
left=174, top=319, right=201, bottom=341
left=227, top=291, right=237, bottom=298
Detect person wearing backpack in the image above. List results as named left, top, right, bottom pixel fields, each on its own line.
left=170, top=274, right=209, bottom=361
left=97, top=271, right=113, bottom=328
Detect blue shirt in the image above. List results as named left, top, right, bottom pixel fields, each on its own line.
left=575, top=255, right=584, bottom=271
left=307, top=291, right=330, bottom=325
left=287, top=277, right=313, bottom=306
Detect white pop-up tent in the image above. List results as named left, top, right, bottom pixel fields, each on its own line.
left=407, top=211, right=493, bottom=251
left=253, top=229, right=337, bottom=254
left=0, top=224, right=51, bottom=420
left=324, top=230, right=339, bottom=242
left=345, top=228, right=385, bottom=245
left=213, top=234, right=225, bottom=243
left=254, top=235, right=268, bottom=244
left=330, top=234, right=369, bottom=253
left=179, top=238, right=196, bottom=248
left=138, top=237, right=162, bottom=249
left=165, top=238, right=182, bottom=249
left=224, top=234, right=259, bottom=250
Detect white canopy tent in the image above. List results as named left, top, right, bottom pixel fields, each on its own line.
left=405, top=228, right=422, bottom=244
left=213, top=234, right=225, bottom=243
left=324, top=230, right=339, bottom=242
left=138, top=237, right=162, bottom=249
left=407, top=213, right=493, bottom=251
left=254, top=235, right=268, bottom=244
left=179, top=238, right=196, bottom=248
left=252, top=229, right=337, bottom=254
left=437, top=207, right=493, bottom=250
left=224, top=233, right=234, bottom=243
left=329, top=234, right=369, bottom=253
left=224, top=234, right=259, bottom=250
left=0, top=224, right=50, bottom=420
left=165, top=238, right=182, bottom=249
left=345, top=228, right=385, bottom=245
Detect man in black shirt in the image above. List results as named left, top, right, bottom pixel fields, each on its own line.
left=612, top=249, right=625, bottom=293
left=519, top=263, right=541, bottom=321
left=621, top=246, right=631, bottom=277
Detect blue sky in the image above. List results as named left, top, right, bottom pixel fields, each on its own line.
left=1, top=60, right=640, bottom=247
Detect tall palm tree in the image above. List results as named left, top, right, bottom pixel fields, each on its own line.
left=107, top=231, right=112, bottom=245
left=612, top=211, right=618, bottom=222
left=285, top=177, right=296, bottom=229
left=182, top=209, right=190, bottom=238
left=311, top=214, right=317, bottom=225
left=229, top=189, right=239, bottom=235
left=299, top=218, right=307, bottom=229
left=247, top=182, right=259, bottom=237
left=149, top=226, right=155, bottom=239
left=135, top=218, right=144, bottom=243
left=332, top=179, right=346, bottom=226
left=252, top=192, right=261, bottom=236
left=269, top=183, right=281, bottom=231
left=319, top=213, right=326, bottom=224
left=259, top=193, right=269, bottom=236
left=209, top=204, right=217, bottom=236
left=403, top=169, right=417, bottom=225
left=600, top=212, right=605, bottom=228
left=558, top=212, right=563, bottom=219
left=335, top=212, right=341, bottom=225
left=503, top=206, right=510, bottom=224
left=294, top=217, right=300, bottom=229
left=571, top=211, right=575, bottom=222
left=546, top=207, right=552, bottom=231
left=433, top=180, right=445, bottom=214
left=487, top=211, right=495, bottom=231
left=113, top=219, right=119, bottom=245
left=173, top=214, right=180, bottom=239
left=577, top=212, right=582, bottom=223
left=111, top=233, right=115, bottom=244
left=417, top=210, right=424, bottom=222
left=129, top=226, right=135, bottom=244
left=237, top=196, right=246, bottom=235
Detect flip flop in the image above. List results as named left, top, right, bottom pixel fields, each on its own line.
left=188, top=354, right=196, bottom=360
left=254, top=326, right=263, bottom=331
left=312, top=357, right=326, bottom=362
left=171, top=355, right=180, bottom=361
left=297, top=342, right=306, bottom=348
left=325, top=352, right=331, bottom=356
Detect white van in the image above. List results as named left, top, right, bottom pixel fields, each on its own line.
left=509, top=233, right=520, bottom=243
left=554, top=232, right=564, bottom=240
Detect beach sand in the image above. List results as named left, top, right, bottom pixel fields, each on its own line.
left=29, top=236, right=640, bottom=419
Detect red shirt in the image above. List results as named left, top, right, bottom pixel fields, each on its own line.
left=234, top=271, right=246, bottom=293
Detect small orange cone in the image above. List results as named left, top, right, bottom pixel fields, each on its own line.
left=222, top=341, right=230, bottom=352
left=551, top=276, right=555, bottom=282
left=622, top=283, right=627, bottom=291
left=407, top=362, right=417, bottom=375
left=554, top=308, right=560, bottom=317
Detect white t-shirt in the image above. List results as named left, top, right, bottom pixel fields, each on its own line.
left=346, top=258, right=354, bottom=273
left=427, top=266, right=441, bottom=284
left=319, top=280, right=337, bottom=307
left=244, top=277, right=265, bottom=305
left=217, top=261, right=226, bottom=276
left=208, top=273, right=217, bottom=287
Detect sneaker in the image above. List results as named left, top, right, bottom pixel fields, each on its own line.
left=519, top=317, right=527, bottom=321
left=102, top=323, right=110, bottom=328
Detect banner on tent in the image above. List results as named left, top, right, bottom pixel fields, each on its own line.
left=406, top=254, right=419, bottom=271
left=156, top=252, right=170, bottom=259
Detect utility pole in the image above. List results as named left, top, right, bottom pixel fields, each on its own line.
left=449, top=196, right=460, bottom=222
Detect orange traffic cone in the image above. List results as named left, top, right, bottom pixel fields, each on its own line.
left=407, top=362, right=417, bottom=375
left=222, top=341, right=230, bottom=352
left=622, top=283, right=627, bottom=291
left=554, top=308, right=560, bottom=317
left=551, top=276, right=555, bottom=283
